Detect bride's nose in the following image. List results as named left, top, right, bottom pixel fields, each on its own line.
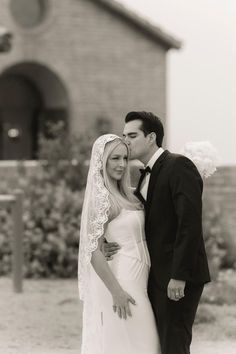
left=119, top=159, right=126, bottom=168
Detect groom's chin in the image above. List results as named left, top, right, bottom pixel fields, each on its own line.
left=129, top=152, right=137, bottom=160
left=129, top=159, right=143, bottom=166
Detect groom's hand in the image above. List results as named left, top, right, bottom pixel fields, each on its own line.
left=167, top=279, right=186, bottom=301
left=101, top=241, right=120, bottom=261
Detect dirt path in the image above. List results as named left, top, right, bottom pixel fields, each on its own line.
left=0, top=278, right=235, bottom=354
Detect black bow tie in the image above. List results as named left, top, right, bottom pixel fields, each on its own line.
left=139, top=166, right=152, bottom=176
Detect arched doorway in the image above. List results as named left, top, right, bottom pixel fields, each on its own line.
left=0, top=62, right=69, bottom=160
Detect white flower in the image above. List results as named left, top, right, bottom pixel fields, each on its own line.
left=181, top=141, right=219, bottom=178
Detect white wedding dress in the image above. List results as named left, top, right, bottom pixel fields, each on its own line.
left=86, top=209, right=160, bottom=354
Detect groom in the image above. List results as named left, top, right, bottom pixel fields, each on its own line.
left=108, top=111, right=210, bottom=354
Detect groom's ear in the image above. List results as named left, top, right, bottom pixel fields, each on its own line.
left=149, top=132, right=156, bottom=144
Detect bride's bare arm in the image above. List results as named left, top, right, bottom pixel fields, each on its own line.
left=91, top=236, right=136, bottom=319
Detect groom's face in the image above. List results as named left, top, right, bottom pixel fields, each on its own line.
left=123, top=119, right=149, bottom=160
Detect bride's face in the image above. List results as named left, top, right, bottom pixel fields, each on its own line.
left=106, top=143, right=128, bottom=181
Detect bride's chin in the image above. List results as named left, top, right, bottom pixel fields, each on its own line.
left=110, top=176, right=122, bottom=183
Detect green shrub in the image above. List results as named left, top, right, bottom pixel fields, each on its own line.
left=0, top=118, right=112, bottom=278
left=22, top=177, right=84, bottom=278
left=202, top=201, right=228, bottom=280
left=0, top=208, right=13, bottom=275
left=0, top=168, right=84, bottom=278
left=201, top=269, right=236, bottom=305
left=38, top=118, right=111, bottom=191
left=195, top=304, right=216, bottom=324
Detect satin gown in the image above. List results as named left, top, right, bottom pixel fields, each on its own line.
left=87, top=209, right=160, bottom=354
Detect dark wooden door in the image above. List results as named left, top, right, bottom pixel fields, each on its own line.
left=0, top=108, right=38, bottom=160
left=0, top=76, right=41, bottom=160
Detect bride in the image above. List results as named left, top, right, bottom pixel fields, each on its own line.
left=78, top=134, right=160, bottom=354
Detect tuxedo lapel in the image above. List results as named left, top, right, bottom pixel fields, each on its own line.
left=145, top=150, right=170, bottom=216
left=134, top=169, right=146, bottom=204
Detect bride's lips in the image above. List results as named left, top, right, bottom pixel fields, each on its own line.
left=115, top=170, right=124, bottom=176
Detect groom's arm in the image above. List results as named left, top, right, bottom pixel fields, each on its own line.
left=169, top=155, right=203, bottom=282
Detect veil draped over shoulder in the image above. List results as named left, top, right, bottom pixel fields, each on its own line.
left=78, top=134, right=120, bottom=354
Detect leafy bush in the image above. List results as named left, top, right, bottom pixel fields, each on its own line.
left=201, top=269, right=236, bottom=305
left=0, top=162, right=84, bottom=278
left=0, top=118, right=112, bottom=278
left=202, top=201, right=228, bottom=280
left=38, top=118, right=111, bottom=191
left=0, top=208, right=13, bottom=275
left=195, top=304, right=216, bottom=324
left=22, top=177, right=84, bottom=278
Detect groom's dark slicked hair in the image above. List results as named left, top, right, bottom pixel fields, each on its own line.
left=125, top=111, right=164, bottom=147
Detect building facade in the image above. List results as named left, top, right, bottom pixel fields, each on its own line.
left=0, top=0, right=180, bottom=160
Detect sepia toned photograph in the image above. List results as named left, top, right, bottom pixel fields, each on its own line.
left=0, top=0, right=235, bottom=353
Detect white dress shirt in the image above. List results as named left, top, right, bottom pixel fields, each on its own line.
left=140, top=147, right=164, bottom=200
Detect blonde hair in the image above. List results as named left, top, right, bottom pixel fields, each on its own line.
left=102, top=138, right=142, bottom=219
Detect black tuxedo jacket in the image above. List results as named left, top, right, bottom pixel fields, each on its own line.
left=135, top=150, right=211, bottom=290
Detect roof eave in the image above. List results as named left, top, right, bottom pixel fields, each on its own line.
left=90, top=0, right=182, bottom=50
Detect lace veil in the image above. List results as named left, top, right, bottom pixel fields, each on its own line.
left=78, top=133, right=120, bottom=299
left=78, top=133, right=121, bottom=353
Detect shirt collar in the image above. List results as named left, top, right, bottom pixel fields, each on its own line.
left=146, top=147, right=165, bottom=169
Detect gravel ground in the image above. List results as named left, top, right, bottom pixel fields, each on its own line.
left=0, top=277, right=236, bottom=354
